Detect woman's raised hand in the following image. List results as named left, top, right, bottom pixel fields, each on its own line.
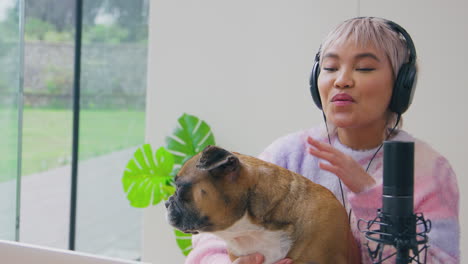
left=307, top=136, right=376, bottom=193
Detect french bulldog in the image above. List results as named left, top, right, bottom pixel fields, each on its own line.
left=166, top=146, right=361, bottom=264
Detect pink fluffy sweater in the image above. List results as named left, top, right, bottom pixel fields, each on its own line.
left=184, top=128, right=460, bottom=263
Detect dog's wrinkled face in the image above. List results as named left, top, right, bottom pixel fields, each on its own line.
left=165, top=146, right=248, bottom=234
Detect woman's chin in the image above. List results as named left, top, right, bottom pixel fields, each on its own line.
left=328, top=115, right=355, bottom=128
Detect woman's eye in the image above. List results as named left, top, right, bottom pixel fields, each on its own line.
left=356, top=68, right=375, bottom=72
left=323, top=67, right=337, bottom=72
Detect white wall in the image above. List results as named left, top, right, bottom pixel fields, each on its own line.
left=144, top=0, right=467, bottom=263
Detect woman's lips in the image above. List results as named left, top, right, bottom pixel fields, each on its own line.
left=331, top=93, right=354, bottom=106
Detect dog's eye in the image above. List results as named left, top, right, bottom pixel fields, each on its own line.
left=177, top=183, right=192, bottom=201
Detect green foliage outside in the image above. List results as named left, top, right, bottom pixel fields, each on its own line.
left=83, top=24, right=130, bottom=44
left=16, top=108, right=145, bottom=177
left=22, top=20, right=136, bottom=44
left=22, top=18, right=136, bottom=44
left=123, top=113, right=216, bottom=256
left=24, top=18, right=58, bottom=42
left=1, top=0, right=149, bottom=44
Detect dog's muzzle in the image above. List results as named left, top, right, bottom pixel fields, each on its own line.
left=165, top=195, right=209, bottom=234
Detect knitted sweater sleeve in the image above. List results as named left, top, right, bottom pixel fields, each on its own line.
left=348, top=143, right=460, bottom=263
left=184, top=234, right=231, bottom=264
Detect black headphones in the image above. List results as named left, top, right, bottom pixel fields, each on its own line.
left=309, top=17, right=417, bottom=114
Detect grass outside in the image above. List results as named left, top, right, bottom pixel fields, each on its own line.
left=1, top=108, right=145, bottom=181
left=0, top=107, right=20, bottom=182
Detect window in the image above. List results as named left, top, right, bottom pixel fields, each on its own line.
left=0, top=0, right=22, bottom=241
left=0, top=0, right=149, bottom=260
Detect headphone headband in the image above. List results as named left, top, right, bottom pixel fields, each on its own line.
left=384, top=19, right=417, bottom=64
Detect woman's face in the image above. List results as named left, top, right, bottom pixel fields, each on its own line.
left=318, top=40, right=394, bottom=130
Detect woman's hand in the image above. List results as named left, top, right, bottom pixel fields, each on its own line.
left=233, top=253, right=293, bottom=264
left=307, top=136, right=376, bottom=193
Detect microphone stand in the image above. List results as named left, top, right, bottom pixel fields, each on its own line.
left=358, top=141, right=431, bottom=264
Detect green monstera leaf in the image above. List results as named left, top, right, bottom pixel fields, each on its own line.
left=174, top=229, right=193, bottom=256
left=122, top=145, right=176, bottom=208
left=166, top=113, right=216, bottom=175
left=165, top=113, right=216, bottom=256
left=122, top=113, right=216, bottom=257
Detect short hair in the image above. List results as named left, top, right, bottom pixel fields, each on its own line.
left=319, top=17, right=412, bottom=79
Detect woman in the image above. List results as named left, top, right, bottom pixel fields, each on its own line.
left=185, top=17, right=460, bottom=264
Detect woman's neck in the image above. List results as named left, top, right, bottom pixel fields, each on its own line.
left=336, top=122, right=387, bottom=150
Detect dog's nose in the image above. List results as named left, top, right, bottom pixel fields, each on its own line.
left=165, top=196, right=174, bottom=209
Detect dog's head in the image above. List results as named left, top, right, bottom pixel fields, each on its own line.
left=165, top=146, right=250, bottom=234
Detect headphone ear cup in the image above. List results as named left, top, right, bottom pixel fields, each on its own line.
left=389, top=63, right=417, bottom=114
left=310, top=60, right=322, bottom=110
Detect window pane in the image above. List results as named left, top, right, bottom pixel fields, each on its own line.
left=76, top=0, right=148, bottom=259
left=0, top=0, right=21, bottom=241
left=19, top=0, right=75, bottom=249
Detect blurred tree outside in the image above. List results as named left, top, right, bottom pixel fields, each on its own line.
left=5, top=0, right=149, bottom=43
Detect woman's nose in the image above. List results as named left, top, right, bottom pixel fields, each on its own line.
left=334, top=70, right=354, bottom=88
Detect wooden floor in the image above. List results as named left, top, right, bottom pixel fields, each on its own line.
left=0, top=148, right=142, bottom=260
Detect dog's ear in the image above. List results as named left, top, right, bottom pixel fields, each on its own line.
left=196, top=146, right=240, bottom=181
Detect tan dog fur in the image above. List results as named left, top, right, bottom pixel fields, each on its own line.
left=167, top=146, right=361, bottom=264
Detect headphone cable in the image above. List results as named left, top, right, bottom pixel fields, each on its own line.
left=322, top=112, right=346, bottom=207
left=322, top=112, right=402, bottom=224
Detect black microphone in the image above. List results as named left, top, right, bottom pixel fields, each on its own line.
left=382, top=141, right=415, bottom=263
left=358, top=141, right=431, bottom=264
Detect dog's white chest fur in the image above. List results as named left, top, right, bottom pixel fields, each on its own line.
left=213, top=214, right=292, bottom=264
